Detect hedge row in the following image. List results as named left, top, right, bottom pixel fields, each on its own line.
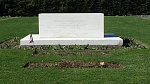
left=0, top=0, right=150, bottom=16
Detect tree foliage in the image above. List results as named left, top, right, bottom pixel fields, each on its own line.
left=0, top=0, right=150, bottom=16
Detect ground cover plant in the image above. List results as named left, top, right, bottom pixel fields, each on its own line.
left=0, top=16, right=150, bottom=84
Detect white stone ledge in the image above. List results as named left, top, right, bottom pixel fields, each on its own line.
left=20, top=34, right=123, bottom=46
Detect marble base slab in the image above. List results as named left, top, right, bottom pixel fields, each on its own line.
left=20, top=34, right=123, bottom=46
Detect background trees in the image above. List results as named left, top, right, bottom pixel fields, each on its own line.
left=0, top=0, right=150, bottom=16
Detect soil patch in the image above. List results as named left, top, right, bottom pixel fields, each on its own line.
left=24, top=60, right=123, bottom=68
left=35, top=51, right=109, bottom=56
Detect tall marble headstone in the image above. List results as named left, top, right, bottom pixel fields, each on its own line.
left=39, top=13, right=104, bottom=38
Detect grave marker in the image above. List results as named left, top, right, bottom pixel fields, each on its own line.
left=20, top=13, right=123, bottom=45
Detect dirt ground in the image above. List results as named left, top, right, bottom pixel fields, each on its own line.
left=24, top=60, right=124, bottom=68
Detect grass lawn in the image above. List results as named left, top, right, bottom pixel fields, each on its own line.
left=0, top=16, right=150, bottom=84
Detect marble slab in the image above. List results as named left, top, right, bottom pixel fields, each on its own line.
left=39, top=13, right=104, bottom=38
left=20, top=34, right=123, bottom=45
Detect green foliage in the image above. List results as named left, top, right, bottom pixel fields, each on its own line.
left=0, top=0, right=150, bottom=16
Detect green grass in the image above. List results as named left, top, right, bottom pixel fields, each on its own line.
left=0, top=16, right=150, bottom=84
left=0, top=17, right=38, bottom=41
left=105, top=16, right=150, bottom=45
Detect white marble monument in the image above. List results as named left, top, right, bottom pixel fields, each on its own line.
left=20, top=13, right=123, bottom=45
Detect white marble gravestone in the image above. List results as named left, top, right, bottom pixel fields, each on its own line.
left=39, top=13, right=104, bottom=38
left=20, top=13, right=123, bottom=45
